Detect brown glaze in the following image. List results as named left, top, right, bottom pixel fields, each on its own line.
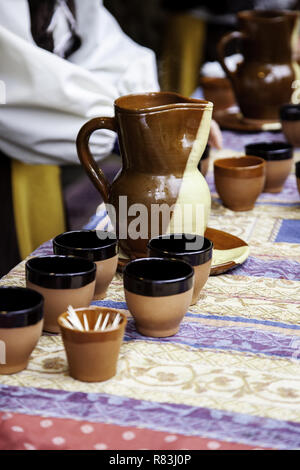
left=263, top=159, right=293, bottom=193
left=93, top=255, right=118, bottom=300
left=199, top=77, right=236, bottom=113
left=0, top=320, right=43, bottom=374
left=192, top=259, right=212, bottom=305
left=214, top=156, right=266, bottom=211
left=218, top=10, right=300, bottom=120
left=297, top=177, right=300, bottom=196
left=58, top=307, right=127, bottom=382
left=27, top=280, right=96, bottom=333
left=214, top=110, right=282, bottom=132
left=204, top=228, right=248, bottom=275
left=77, top=92, right=213, bottom=258
left=124, top=288, right=193, bottom=337
left=204, top=227, right=247, bottom=251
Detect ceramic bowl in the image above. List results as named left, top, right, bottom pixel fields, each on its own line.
left=0, top=287, right=43, bottom=374
left=280, top=104, right=300, bottom=147
left=147, top=233, right=213, bottom=305
left=199, top=76, right=236, bottom=113
left=123, top=258, right=194, bottom=337
left=26, top=256, right=96, bottom=333
left=197, top=145, right=210, bottom=177
left=296, top=161, right=300, bottom=197
left=53, top=230, right=118, bottom=300
left=58, top=306, right=127, bottom=382
left=214, top=156, right=266, bottom=211
left=245, top=142, right=293, bottom=193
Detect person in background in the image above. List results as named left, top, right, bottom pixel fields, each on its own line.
left=0, top=0, right=159, bottom=277
left=0, top=0, right=221, bottom=277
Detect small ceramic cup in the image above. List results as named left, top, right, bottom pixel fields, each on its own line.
left=280, top=104, right=300, bottom=147
left=123, top=257, right=194, bottom=337
left=296, top=162, right=300, bottom=197
left=197, top=145, right=210, bottom=177
left=26, top=256, right=96, bottom=333
left=147, top=234, right=213, bottom=305
left=214, top=156, right=266, bottom=211
left=0, top=287, right=44, bottom=374
left=58, top=307, right=126, bottom=382
left=199, top=76, right=236, bottom=113
left=245, top=142, right=293, bottom=193
left=53, top=230, right=118, bottom=300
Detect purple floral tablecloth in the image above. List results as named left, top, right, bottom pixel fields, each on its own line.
left=0, top=128, right=300, bottom=450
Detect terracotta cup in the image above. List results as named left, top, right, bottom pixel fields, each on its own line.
left=245, top=142, right=293, bottom=193
left=218, top=10, right=300, bottom=122
left=296, top=162, right=300, bottom=197
left=199, top=76, right=236, bottom=113
left=147, top=234, right=213, bottom=305
left=214, top=156, right=266, bottom=211
left=280, top=104, right=300, bottom=147
left=26, top=256, right=96, bottom=334
left=53, top=230, right=118, bottom=300
left=197, top=145, right=210, bottom=177
left=0, top=287, right=43, bottom=374
left=123, top=257, right=194, bottom=337
left=58, top=307, right=127, bottom=382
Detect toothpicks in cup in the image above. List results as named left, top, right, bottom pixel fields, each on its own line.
left=64, top=306, right=122, bottom=332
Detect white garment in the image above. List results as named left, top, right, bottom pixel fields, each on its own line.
left=0, top=0, right=159, bottom=165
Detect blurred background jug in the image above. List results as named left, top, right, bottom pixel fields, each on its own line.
left=218, top=10, right=300, bottom=122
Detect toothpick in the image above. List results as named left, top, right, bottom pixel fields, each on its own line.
left=67, top=305, right=84, bottom=331
left=112, top=313, right=120, bottom=329
left=94, top=313, right=103, bottom=331
left=67, top=314, right=83, bottom=331
left=101, top=313, right=110, bottom=331
left=61, top=317, right=74, bottom=329
left=83, top=314, right=89, bottom=331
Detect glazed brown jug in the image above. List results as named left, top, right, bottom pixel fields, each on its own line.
left=218, top=10, right=300, bottom=122
left=76, top=92, right=213, bottom=258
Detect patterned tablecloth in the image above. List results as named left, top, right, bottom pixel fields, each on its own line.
left=0, top=130, right=300, bottom=451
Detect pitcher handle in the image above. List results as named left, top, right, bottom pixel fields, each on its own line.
left=217, top=31, right=246, bottom=79
left=76, top=117, right=117, bottom=203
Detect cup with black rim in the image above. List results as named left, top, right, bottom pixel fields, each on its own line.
left=53, top=230, right=118, bottom=300
left=245, top=142, right=293, bottom=193
left=123, top=257, right=194, bottom=337
left=280, top=104, right=300, bottom=147
left=26, top=255, right=96, bottom=333
left=147, top=233, right=213, bottom=305
left=0, top=286, right=44, bottom=374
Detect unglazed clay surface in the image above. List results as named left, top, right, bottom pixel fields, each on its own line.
left=94, top=255, right=118, bottom=300
left=0, top=320, right=43, bottom=374
left=124, top=288, right=193, bottom=337
left=27, top=281, right=96, bottom=333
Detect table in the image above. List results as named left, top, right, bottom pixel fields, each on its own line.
left=0, top=129, right=299, bottom=451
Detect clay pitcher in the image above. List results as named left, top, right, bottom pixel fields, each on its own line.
left=218, top=10, right=300, bottom=123
left=76, top=92, right=213, bottom=258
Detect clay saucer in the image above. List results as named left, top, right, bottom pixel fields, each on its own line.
left=214, top=109, right=282, bottom=132
left=117, top=228, right=249, bottom=276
